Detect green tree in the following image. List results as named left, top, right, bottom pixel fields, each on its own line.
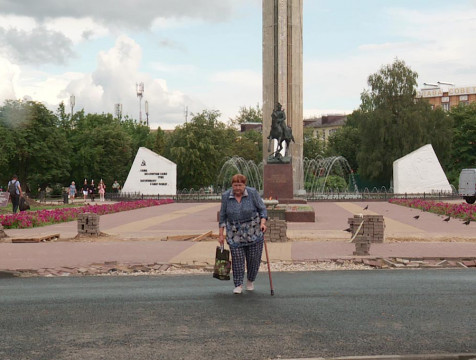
left=69, top=112, right=132, bottom=187
left=0, top=100, right=71, bottom=192
left=120, top=116, right=151, bottom=162
left=231, top=130, right=263, bottom=164
left=229, top=104, right=262, bottom=128
left=165, top=110, right=235, bottom=189
left=149, top=127, right=167, bottom=155
left=446, top=103, right=476, bottom=185
left=355, top=59, right=453, bottom=184
left=303, top=128, right=324, bottom=160
left=325, top=124, right=360, bottom=172
left=0, top=118, right=15, bottom=187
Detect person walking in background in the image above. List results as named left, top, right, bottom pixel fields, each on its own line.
left=112, top=180, right=121, bottom=193
left=82, top=180, right=89, bottom=201
left=98, top=179, right=106, bottom=202
left=218, top=174, right=267, bottom=294
left=89, top=180, right=96, bottom=202
left=7, top=175, right=22, bottom=213
left=69, top=181, right=77, bottom=203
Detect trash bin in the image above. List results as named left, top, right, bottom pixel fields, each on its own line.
left=63, top=191, right=69, bottom=204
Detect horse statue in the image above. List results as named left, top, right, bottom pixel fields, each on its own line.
left=267, top=103, right=295, bottom=159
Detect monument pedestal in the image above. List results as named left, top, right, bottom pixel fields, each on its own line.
left=264, top=163, right=293, bottom=200
left=264, top=163, right=315, bottom=222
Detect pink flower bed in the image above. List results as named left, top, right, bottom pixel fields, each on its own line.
left=0, top=199, right=174, bottom=229
left=389, top=198, right=475, bottom=221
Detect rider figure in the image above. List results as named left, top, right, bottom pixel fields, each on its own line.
left=272, top=102, right=287, bottom=136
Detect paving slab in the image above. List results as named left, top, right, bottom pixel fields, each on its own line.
left=0, top=201, right=475, bottom=272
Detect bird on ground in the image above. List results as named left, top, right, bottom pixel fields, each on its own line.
left=363, top=205, right=369, bottom=210
left=463, top=219, right=471, bottom=225
left=343, top=228, right=352, bottom=232
left=413, top=215, right=420, bottom=220
left=443, top=216, right=451, bottom=222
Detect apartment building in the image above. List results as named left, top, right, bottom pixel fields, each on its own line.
left=416, top=85, right=476, bottom=111
left=303, top=114, right=346, bottom=142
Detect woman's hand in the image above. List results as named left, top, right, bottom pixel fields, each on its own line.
left=218, top=233, right=225, bottom=245
left=260, top=219, right=267, bottom=233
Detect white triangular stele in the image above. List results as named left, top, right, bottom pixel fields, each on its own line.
left=122, top=147, right=177, bottom=195
left=393, top=144, right=452, bottom=194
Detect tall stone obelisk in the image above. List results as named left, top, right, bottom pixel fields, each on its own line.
left=263, top=0, right=303, bottom=196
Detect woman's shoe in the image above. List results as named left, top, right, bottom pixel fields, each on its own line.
left=233, top=286, right=243, bottom=294
left=246, top=281, right=254, bottom=291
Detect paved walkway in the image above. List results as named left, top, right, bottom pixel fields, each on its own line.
left=1, top=201, right=475, bottom=271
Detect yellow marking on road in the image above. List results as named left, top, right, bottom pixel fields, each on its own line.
left=335, top=202, right=423, bottom=233
left=107, top=203, right=218, bottom=234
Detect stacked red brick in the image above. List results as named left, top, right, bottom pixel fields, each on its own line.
left=348, top=215, right=385, bottom=255
left=0, top=223, right=7, bottom=239
left=77, top=212, right=100, bottom=236
left=265, top=219, right=288, bottom=242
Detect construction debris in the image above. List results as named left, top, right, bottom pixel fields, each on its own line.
left=164, top=231, right=218, bottom=242
left=11, top=233, right=60, bottom=243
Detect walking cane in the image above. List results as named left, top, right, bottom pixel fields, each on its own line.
left=263, top=238, right=274, bottom=296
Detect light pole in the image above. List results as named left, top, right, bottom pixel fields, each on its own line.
left=145, top=100, right=149, bottom=127
left=136, top=82, right=144, bottom=123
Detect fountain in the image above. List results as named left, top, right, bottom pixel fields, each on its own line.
left=216, top=156, right=264, bottom=192
left=217, top=156, right=360, bottom=196
left=303, top=156, right=359, bottom=194
left=216, top=155, right=360, bottom=221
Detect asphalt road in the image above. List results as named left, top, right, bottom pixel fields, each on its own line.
left=1, top=270, right=475, bottom=360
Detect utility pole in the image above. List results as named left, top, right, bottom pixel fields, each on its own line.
left=115, top=103, right=123, bottom=120
left=70, top=95, right=75, bottom=118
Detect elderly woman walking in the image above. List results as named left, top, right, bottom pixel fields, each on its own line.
left=218, top=174, right=267, bottom=294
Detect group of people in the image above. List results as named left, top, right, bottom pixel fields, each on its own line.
left=69, top=179, right=121, bottom=202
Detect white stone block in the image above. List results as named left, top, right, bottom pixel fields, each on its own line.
left=393, top=144, right=452, bottom=194
left=122, top=147, right=177, bottom=196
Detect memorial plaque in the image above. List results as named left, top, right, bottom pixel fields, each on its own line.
left=0, top=192, right=10, bottom=207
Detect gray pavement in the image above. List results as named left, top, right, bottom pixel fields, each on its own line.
left=1, top=271, right=475, bottom=359
left=0, top=201, right=475, bottom=272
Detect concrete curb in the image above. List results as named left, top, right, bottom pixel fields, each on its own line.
left=279, top=353, right=476, bottom=360
left=2, top=257, right=475, bottom=278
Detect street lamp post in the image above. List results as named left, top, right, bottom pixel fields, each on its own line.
left=145, top=100, right=149, bottom=127
left=136, top=82, right=144, bottom=123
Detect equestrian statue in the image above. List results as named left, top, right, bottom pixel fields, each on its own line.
left=267, top=102, right=295, bottom=162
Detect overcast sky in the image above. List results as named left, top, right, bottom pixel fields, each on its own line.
left=1, top=0, right=476, bottom=129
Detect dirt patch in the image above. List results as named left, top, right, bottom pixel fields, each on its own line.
left=385, top=236, right=476, bottom=243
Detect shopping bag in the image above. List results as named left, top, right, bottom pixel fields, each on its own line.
left=19, top=196, right=30, bottom=211
left=213, top=245, right=231, bottom=280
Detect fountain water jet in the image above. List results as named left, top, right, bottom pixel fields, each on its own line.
left=216, top=156, right=264, bottom=192
left=217, top=155, right=359, bottom=197
left=303, top=156, right=359, bottom=194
